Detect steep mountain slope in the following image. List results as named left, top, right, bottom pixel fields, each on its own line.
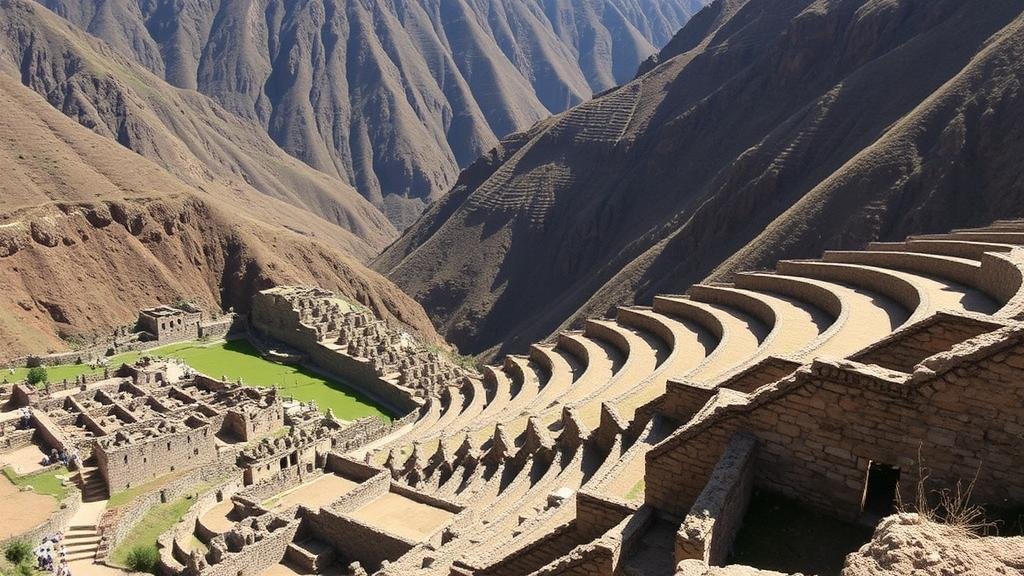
left=375, top=0, right=1024, bottom=358
left=0, top=71, right=444, bottom=360
left=36, top=0, right=706, bottom=226
left=0, top=0, right=396, bottom=258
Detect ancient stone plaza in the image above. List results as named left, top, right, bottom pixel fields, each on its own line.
left=3, top=221, right=1024, bottom=576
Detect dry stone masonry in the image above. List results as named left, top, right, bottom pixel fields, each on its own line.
left=5, top=221, right=1024, bottom=576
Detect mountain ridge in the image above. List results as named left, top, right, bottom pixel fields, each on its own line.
left=36, top=0, right=706, bottom=226
left=375, top=0, right=1024, bottom=359
left=0, top=69, right=444, bottom=359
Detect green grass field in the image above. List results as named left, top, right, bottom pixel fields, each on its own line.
left=2, top=466, right=70, bottom=500
left=109, top=493, right=199, bottom=568
left=5, top=339, right=390, bottom=422
left=150, top=340, right=390, bottom=422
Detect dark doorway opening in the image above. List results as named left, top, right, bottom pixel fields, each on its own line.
left=862, top=462, right=900, bottom=520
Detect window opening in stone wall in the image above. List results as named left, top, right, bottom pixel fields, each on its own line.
left=861, top=461, right=900, bottom=520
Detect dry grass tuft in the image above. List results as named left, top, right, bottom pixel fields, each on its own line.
left=896, top=449, right=994, bottom=536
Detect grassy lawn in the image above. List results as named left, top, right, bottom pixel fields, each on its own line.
left=107, top=470, right=189, bottom=509
left=148, top=339, right=390, bottom=422
left=2, top=466, right=70, bottom=500
left=6, top=339, right=389, bottom=422
left=109, top=493, right=199, bottom=568
left=3, top=347, right=165, bottom=386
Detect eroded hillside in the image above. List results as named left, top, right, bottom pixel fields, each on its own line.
left=375, top=0, right=1024, bottom=358
left=35, top=0, right=706, bottom=226
left=0, top=72, right=443, bottom=359
left=0, top=0, right=396, bottom=257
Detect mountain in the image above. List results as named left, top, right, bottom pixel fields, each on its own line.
left=374, top=0, right=1024, bottom=358
left=34, top=0, right=706, bottom=226
left=0, top=70, right=444, bottom=360
left=0, top=0, right=397, bottom=259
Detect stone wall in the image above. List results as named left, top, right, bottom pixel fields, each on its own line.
left=531, top=507, right=653, bottom=576
left=471, top=521, right=583, bottom=576
left=646, top=325, right=1024, bottom=520
left=0, top=426, right=34, bottom=453
left=201, top=515, right=300, bottom=576
left=96, top=421, right=218, bottom=493
left=675, top=433, right=756, bottom=565
left=306, top=508, right=414, bottom=572
left=305, top=344, right=418, bottom=415
left=852, top=313, right=1000, bottom=374
left=98, top=460, right=240, bottom=560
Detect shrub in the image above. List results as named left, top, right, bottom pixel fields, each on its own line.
left=5, top=560, right=36, bottom=576
left=25, top=366, right=48, bottom=386
left=125, top=545, right=159, bottom=574
left=4, top=540, right=32, bottom=565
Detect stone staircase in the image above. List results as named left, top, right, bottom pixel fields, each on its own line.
left=77, top=465, right=108, bottom=503
left=63, top=524, right=101, bottom=562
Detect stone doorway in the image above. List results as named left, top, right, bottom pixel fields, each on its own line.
left=861, top=461, right=900, bottom=521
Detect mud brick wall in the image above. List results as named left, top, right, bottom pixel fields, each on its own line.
left=646, top=343, right=1024, bottom=520
left=675, top=433, right=756, bottom=564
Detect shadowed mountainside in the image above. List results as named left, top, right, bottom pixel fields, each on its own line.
left=0, top=0, right=397, bottom=258
left=375, top=0, right=1024, bottom=358
left=35, top=0, right=706, bottom=226
left=0, top=70, right=444, bottom=360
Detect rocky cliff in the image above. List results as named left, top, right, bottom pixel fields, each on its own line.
left=375, top=0, right=1024, bottom=358
left=35, top=0, right=706, bottom=226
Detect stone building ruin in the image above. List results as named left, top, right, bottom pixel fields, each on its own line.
left=4, top=221, right=1024, bottom=576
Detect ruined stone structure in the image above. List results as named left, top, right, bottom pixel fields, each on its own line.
left=139, top=305, right=202, bottom=344
left=251, top=286, right=477, bottom=413
left=346, top=221, right=1024, bottom=576
left=6, top=221, right=1024, bottom=576
left=96, top=416, right=217, bottom=493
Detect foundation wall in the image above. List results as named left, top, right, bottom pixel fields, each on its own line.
left=647, top=348, right=1024, bottom=520
left=98, top=424, right=218, bottom=493
left=675, top=433, right=756, bottom=564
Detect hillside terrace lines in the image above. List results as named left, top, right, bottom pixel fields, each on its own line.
left=27, top=222, right=1020, bottom=576
left=358, top=223, right=1024, bottom=576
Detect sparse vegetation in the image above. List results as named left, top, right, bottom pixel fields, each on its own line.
left=4, top=541, right=32, bottom=565
left=25, top=366, right=47, bottom=386
left=896, top=455, right=993, bottom=535
left=2, top=466, right=69, bottom=500
left=124, top=545, right=159, bottom=574
left=625, top=479, right=645, bottom=501
left=111, top=494, right=198, bottom=571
